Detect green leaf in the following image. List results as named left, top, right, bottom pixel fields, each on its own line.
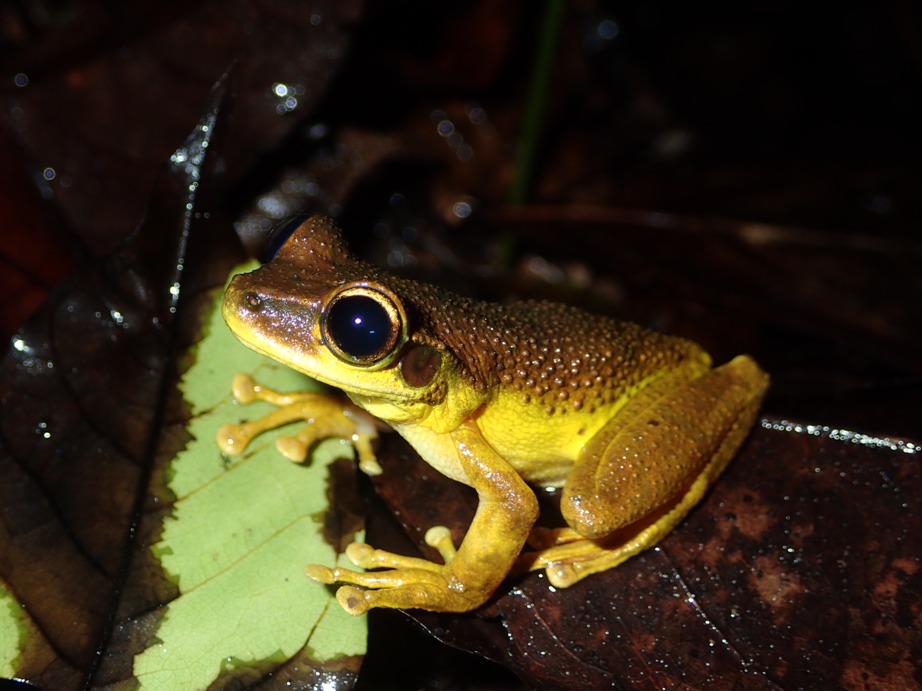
left=1, top=78, right=362, bottom=688
left=0, top=582, right=26, bottom=678
left=133, top=262, right=366, bottom=688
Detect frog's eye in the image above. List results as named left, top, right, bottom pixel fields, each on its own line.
left=264, top=214, right=311, bottom=261
left=321, top=284, right=407, bottom=366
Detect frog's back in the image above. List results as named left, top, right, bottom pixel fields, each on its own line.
left=284, top=218, right=706, bottom=417
left=406, top=288, right=710, bottom=417
left=426, top=296, right=711, bottom=486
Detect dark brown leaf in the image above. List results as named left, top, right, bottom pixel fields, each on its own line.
left=0, top=0, right=362, bottom=255
left=0, top=124, right=78, bottom=341
left=364, top=417, right=922, bottom=689
left=0, top=72, right=238, bottom=688
left=0, top=75, right=361, bottom=690
left=2, top=3, right=922, bottom=688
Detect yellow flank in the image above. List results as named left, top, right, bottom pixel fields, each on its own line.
left=220, top=215, right=770, bottom=614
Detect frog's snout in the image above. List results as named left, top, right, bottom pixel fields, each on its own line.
left=222, top=275, right=266, bottom=330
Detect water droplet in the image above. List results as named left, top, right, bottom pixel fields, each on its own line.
left=597, top=19, right=620, bottom=40
left=452, top=200, right=472, bottom=218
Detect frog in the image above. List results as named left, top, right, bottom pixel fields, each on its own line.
left=218, top=214, right=769, bottom=615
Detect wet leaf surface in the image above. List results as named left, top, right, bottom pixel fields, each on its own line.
left=0, top=0, right=362, bottom=255
left=0, top=78, right=362, bottom=689
left=0, top=124, right=78, bottom=339
left=368, top=420, right=921, bottom=689
left=1, top=2, right=921, bottom=688
left=1, top=74, right=237, bottom=687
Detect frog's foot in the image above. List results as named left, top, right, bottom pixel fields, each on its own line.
left=305, top=536, right=475, bottom=615
left=309, top=422, right=538, bottom=615
left=216, top=373, right=383, bottom=475
left=519, top=528, right=656, bottom=588
left=521, top=471, right=716, bottom=588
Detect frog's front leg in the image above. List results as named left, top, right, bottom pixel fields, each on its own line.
left=217, top=374, right=383, bottom=476
left=307, top=421, right=539, bottom=614
left=536, top=355, right=768, bottom=587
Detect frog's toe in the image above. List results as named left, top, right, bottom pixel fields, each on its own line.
left=345, top=542, right=444, bottom=572
left=304, top=563, right=336, bottom=584
left=424, top=526, right=457, bottom=563
left=230, top=373, right=259, bottom=403
left=336, top=586, right=371, bottom=615
left=345, top=542, right=375, bottom=567
left=275, top=435, right=309, bottom=462
left=546, top=561, right=580, bottom=588
left=215, top=423, right=249, bottom=455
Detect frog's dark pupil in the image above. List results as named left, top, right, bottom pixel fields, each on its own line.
left=264, top=214, right=311, bottom=261
left=327, top=295, right=393, bottom=359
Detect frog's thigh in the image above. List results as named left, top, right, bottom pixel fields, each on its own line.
left=558, top=355, right=767, bottom=565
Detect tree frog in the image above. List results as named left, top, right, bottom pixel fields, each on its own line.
left=219, top=215, right=769, bottom=615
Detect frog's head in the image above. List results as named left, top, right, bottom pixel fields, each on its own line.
left=222, top=216, right=486, bottom=428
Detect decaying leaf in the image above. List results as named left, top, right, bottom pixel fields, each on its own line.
left=365, top=419, right=921, bottom=689
left=0, top=0, right=363, bottom=255
left=2, top=4, right=921, bottom=688
left=0, top=78, right=363, bottom=690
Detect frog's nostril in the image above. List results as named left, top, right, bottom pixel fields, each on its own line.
left=244, top=292, right=262, bottom=309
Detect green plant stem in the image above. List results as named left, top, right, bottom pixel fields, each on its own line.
left=509, top=0, right=565, bottom=206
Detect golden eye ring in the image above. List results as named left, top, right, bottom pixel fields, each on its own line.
left=320, top=283, right=408, bottom=367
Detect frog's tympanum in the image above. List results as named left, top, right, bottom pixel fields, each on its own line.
left=219, top=215, right=769, bottom=615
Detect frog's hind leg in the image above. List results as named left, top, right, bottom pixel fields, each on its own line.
left=529, top=355, right=768, bottom=588
left=519, top=466, right=718, bottom=587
